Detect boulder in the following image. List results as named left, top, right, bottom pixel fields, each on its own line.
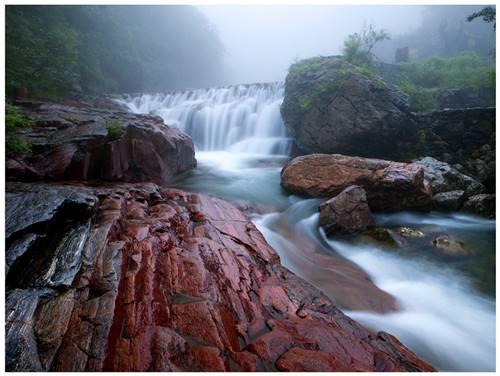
left=432, top=190, right=465, bottom=211
left=5, top=182, right=434, bottom=372
left=6, top=100, right=196, bottom=184
left=414, top=157, right=483, bottom=197
left=281, top=154, right=432, bottom=211
left=319, top=185, right=374, bottom=235
left=462, top=194, right=496, bottom=219
left=281, top=56, right=412, bottom=158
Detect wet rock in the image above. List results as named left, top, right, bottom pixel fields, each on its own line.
left=395, top=227, right=425, bottom=238
left=414, top=157, right=483, bottom=197
left=281, top=56, right=412, bottom=158
left=363, top=228, right=405, bottom=248
left=5, top=182, right=434, bottom=372
left=6, top=100, right=196, bottom=184
left=432, top=190, right=465, bottom=211
left=281, top=154, right=432, bottom=211
left=462, top=194, right=496, bottom=219
left=432, top=235, right=471, bottom=256
left=319, top=185, right=374, bottom=235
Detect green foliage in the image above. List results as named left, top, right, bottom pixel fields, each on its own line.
left=343, top=23, right=390, bottom=66
left=398, top=52, right=495, bottom=90
left=289, top=57, right=326, bottom=75
left=6, top=6, right=224, bottom=98
left=298, top=97, right=313, bottom=111
left=6, top=104, right=34, bottom=154
left=105, top=120, right=125, bottom=140
left=131, top=137, right=142, bottom=146
left=468, top=6, right=496, bottom=30
left=397, top=81, right=438, bottom=112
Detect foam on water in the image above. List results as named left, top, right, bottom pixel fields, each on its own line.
left=115, top=82, right=291, bottom=155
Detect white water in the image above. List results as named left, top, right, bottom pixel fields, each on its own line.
left=115, top=82, right=291, bottom=155
left=118, top=83, right=496, bottom=371
left=257, top=202, right=496, bottom=372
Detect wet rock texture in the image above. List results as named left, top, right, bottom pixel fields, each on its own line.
left=281, top=154, right=432, bottom=211
left=319, top=185, right=375, bottom=235
left=5, top=182, right=434, bottom=372
left=6, top=100, right=196, bottom=184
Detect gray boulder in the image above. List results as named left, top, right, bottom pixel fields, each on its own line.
left=432, top=190, right=465, bottom=211
left=281, top=56, right=412, bottom=158
left=414, top=157, right=484, bottom=197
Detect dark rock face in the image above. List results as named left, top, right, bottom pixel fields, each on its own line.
left=5, top=182, right=434, bottom=372
left=319, top=185, right=374, bottom=235
left=280, top=57, right=495, bottom=188
left=462, top=194, right=496, bottom=219
left=281, top=56, right=412, bottom=158
left=7, top=100, right=196, bottom=184
left=281, top=154, right=432, bottom=212
left=414, top=108, right=495, bottom=189
left=432, top=190, right=465, bottom=211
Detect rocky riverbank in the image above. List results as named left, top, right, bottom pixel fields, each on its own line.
left=5, top=100, right=435, bottom=371
left=5, top=181, right=434, bottom=372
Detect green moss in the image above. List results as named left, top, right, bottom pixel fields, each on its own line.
left=397, top=81, right=438, bottom=112
left=131, top=137, right=142, bottom=146
left=6, top=103, right=35, bottom=154
left=298, top=97, right=313, bottom=111
left=105, top=119, right=125, bottom=140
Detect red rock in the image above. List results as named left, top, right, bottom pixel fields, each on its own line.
left=281, top=154, right=432, bottom=211
left=6, top=182, right=435, bottom=372
left=6, top=100, right=196, bottom=184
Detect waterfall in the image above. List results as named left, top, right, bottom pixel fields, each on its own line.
left=115, top=82, right=291, bottom=155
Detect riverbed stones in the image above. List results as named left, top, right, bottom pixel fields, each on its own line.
left=319, top=185, right=374, bottom=235
left=281, top=154, right=432, bottom=211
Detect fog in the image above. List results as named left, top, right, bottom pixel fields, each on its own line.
left=198, top=5, right=493, bottom=85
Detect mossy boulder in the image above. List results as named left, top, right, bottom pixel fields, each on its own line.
left=281, top=56, right=412, bottom=159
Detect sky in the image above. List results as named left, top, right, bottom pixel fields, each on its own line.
left=197, top=5, right=425, bottom=84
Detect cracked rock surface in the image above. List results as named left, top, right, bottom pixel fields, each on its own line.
left=5, top=181, right=434, bottom=372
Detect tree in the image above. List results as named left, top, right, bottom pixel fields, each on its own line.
left=343, top=23, right=390, bottom=66
left=468, top=6, right=496, bottom=30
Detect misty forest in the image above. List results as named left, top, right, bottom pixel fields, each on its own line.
left=5, top=4, right=496, bottom=373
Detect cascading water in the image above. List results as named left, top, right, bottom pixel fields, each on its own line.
left=115, top=82, right=291, bottom=155
left=116, top=82, right=495, bottom=371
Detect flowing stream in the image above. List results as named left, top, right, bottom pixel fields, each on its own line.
left=118, top=83, right=496, bottom=372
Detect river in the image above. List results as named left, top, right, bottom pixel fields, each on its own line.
left=116, top=83, right=496, bottom=372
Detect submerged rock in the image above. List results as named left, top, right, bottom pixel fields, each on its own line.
left=319, top=185, right=374, bottom=235
left=281, top=153, right=432, bottom=211
left=395, top=227, right=425, bottom=238
left=432, top=235, right=471, bottom=256
left=6, top=100, right=196, bottom=184
left=5, top=182, right=434, bottom=372
left=363, top=227, right=405, bottom=248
